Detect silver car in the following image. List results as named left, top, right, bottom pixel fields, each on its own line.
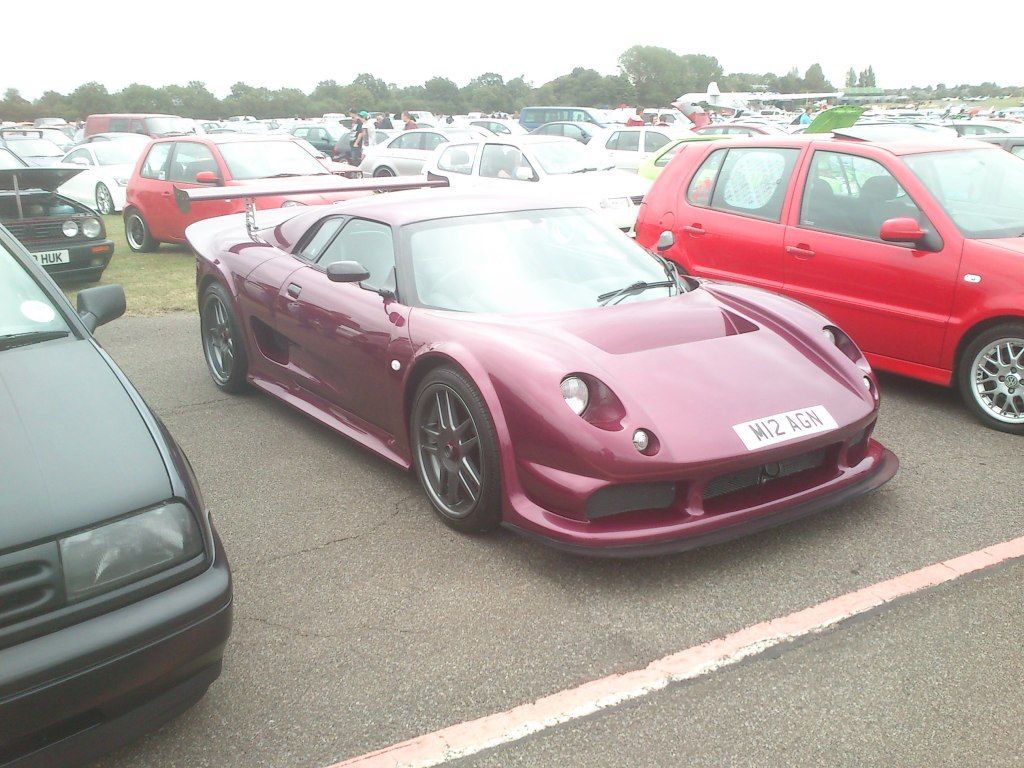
left=359, top=127, right=486, bottom=176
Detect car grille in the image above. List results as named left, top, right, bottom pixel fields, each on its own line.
left=0, top=544, right=63, bottom=630
left=630, top=195, right=645, bottom=206
left=703, top=449, right=827, bottom=501
left=4, top=219, right=69, bottom=242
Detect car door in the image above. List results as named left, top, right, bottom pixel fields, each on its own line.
left=474, top=144, right=538, bottom=191
left=781, top=148, right=959, bottom=368
left=59, top=148, right=95, bottom=205
left=381, top=133, right=419, bottom=174
left=131, top=142, right=175, bottom=240
left=274, top=216, right=409, bottom=434
left=603, top=130, right=640, bottom=170
left=160, top=141, right=226, bottom=242
left=433, top=143, right=480, bottom=189
left=673, top=144, right=802, bottom=290
left=406, top=132, right=447, bottom=174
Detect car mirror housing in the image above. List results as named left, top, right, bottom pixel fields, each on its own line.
left=326, top=261, right=371, bottom=283
left=195, top=170, right=220, bottom=185
left=879, top=217, right=925, bottom=244
left=514, top=167, right=538, bottom=182
left=657, top=231, right=675, bottom=252
left=77, top=284, right=126, bottom=332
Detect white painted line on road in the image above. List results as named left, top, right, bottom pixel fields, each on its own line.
left=327, top=535, right=1024, bottom=768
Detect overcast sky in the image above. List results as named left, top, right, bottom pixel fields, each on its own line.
left=5, top=1, right=1020, bottom=99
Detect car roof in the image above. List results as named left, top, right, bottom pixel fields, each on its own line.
left=151, top=133, right=298, bottom=145
left=699, top=133, right=990, bottom=157
left=447, top=134, right=571, bottom=148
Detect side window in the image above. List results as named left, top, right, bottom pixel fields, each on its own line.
left=389, top=134, right=414, bottom=150
left=615, top=131, right=640, bottom=152
left=479, top=144, right=535, bottom=180
left=563, top=124, right=583, bottom=142
left=168, top=142, right=218, bottom=183
left=655, top=143, right=684, bottom=168
left=317, top=219, right=396, bottom=291
left=1012, top=146, right=1024, bottom=159
left=131, top=119, right=148, bottom=135
left=605, top=132, right=620, bottom=150
left=422, top=133, right=446, bottom=151
left=65, top=149, right=92, bottom=165
left=537, top=124, right=559, bottom=136
left=686, top=148, right=727, bottom=206
left=710, top=147, right=800, bottom=221
left=297, top=217, right=346, bottom=260
left=140, top=143, right=172, bottom=180
left=644, top=132, right=670, bottom=153
left=292, top=127, right=309, bottom=138
left=799, top=150, right=926, bottom=241
left=109, top=118, right=129, bottom=132
left=437, top=144, right=478, bottom=175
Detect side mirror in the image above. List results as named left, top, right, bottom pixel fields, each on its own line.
left=657, top=231, right=675, bottom=252
left=879, top=217, right=926, bottom=244
left=195, top=170, right=220, bottom=184
left=69, top=156, right=89, bottom=165
left=77, top=284, right=126, bottom=332
left=514, top=167, right=537, bottom=182
left=326, top=260, right=371, bottom=283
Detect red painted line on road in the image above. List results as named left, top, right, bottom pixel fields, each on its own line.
left=327, top=536, right=1024, bottom=768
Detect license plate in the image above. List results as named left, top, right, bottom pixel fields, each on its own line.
left=732, top=405, right=838, bottom=451
left=32, top=249, right=70, bottom=266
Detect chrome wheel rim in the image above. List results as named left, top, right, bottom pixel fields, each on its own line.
left=374, top=167, right=394, bottom=177
left=971, top=337, right=1024, bottom=424
left=96, top=184, right=113, bottom=214
left=126, top=214, right=146, bottom=249
left=414, top=384, right=483, bottom=519
left=202, top=294, right=235, bottom=384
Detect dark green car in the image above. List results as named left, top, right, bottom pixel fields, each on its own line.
left=289, top=123, right=346, bottom=156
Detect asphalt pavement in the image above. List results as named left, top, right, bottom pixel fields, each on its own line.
left=90, top=313, right=1023, bottom=768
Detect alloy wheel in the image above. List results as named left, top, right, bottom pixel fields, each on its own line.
left=415, top=384, right=483, bottom=519
left=971, top=337, right=1024, bottom=424
left=202, top=293, right=236, bottom=385
left=96, top=184, right=114, bottom=215
left=126, top=214, right=147, bottom=250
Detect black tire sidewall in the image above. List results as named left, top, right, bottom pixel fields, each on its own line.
left=957, top=323, right=1024, bottom=435
left=125, top=209, right=157, bottom=252
left=96, top=183, right=112, bottom=215
left=411, top=367, right=502, bottom=533
left=201, top=283, right=249, bottom=393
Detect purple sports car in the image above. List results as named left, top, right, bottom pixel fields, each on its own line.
left=184, top=180, right=898, bottom=556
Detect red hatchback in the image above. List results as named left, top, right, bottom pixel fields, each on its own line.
left=636, top=137, right=1024, bottom=434
left=123, top=134, right=361, bottom=252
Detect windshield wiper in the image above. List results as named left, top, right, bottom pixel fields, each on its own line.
left=0, top=330, right=69, bottom=351
left=570, top=166, right=600, bottom=174
left=597, top=280, right=675, bottom=306
left=652, top=252, right=688, bottom=294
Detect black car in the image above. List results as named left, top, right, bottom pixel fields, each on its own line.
left=289, top=122, right=347, bottom=156
left=0, top=149, right=114, bottom=284
left=0, top=226, right=232, bottom=767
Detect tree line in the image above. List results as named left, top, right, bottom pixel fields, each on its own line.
left=1, top=45, right=1018, bottom=122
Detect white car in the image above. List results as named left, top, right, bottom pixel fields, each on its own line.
left=591, top=126, right=685, bottom=172
left=360, top=127, right=489, bottom=176
left=468, top=118, right=528, bottom=136
left=58, top=139, right=147, bottom=214
left=424, top=135, right=652, bottom=232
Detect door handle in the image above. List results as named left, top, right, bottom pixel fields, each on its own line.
left=682, top=224, right=705, bottom=236
left=287, top=283, right=302, bottom=298
left=786, top=244, right=815, bottom=259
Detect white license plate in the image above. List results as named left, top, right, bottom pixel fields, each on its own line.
left=32, top=249, right=70, bottom=266
left=733, top=405, right=838, bottom=451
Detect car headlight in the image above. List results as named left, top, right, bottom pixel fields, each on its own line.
left=61, top=220, right=79, bottom=237
left=114, top=175, right=128, bottom=187
left=281, top=200, right=305, bottom=207
left=59, top=502, right=204, bottom=602
left=599, top=197, right=629, bottom=210
left=81, top=217, right=102, bottom=238
left=560, top=376, right=590, bottom=415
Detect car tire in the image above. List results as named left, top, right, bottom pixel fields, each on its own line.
left=125, top=209, right=158, bottom=252
left=957, top=323, right=1024, bottom=435
left=373, top=167, right=395, bottom=177
left=95, top=183, right=115, bottom=215
left=200, top=283, right=249, bottom=393
left=411, top=367, right=502, bottom=533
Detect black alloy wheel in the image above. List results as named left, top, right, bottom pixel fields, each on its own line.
left=200, top=283, right=249, bottom=393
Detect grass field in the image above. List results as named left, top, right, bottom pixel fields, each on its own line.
left=61, top=214, right=197, bottom=316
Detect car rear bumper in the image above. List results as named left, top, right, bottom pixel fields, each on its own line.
left=0, top=527, right=232, bottom=767
left=503, top=441, right=899, bottom=558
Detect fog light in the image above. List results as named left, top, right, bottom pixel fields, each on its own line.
left=633, top=429, right=650, bottom=452
left=62, top=220, right=79, bottom=237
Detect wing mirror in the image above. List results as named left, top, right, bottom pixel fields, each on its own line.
left=657, top=231, right=675, bottom=252
left=195, top=170, right=220, bottom=185
left=880, top=217, right=926, bottom=244
left=326, top=261, right=371, bottom=283
left=68, top=156, right=89, bottom=165
left=514, top=167, right=538, bottom=181
left=77, top=284, right=126, bottom=332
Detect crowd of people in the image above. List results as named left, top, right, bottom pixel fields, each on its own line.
left=342, top=109, right=423, bottom=164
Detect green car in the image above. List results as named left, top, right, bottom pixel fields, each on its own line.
left=637, top=135, right=732, bottom=180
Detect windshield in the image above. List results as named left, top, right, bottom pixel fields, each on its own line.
left=529, top=140, right=608, bottom=174
left=0, top=238, right=71, bottom=339
left=0, top=148, right=26, bottom=169
left=905, top=149, right=1024, bottom=238
left=6, top=138, right=64, bottom=157
left=146, top=117, right=194, bottom=136
left=219, top=140, right=328, bottom=180
left=406, top=208, right=673, bottom=313
left=93, top=141, right=144, bottom=165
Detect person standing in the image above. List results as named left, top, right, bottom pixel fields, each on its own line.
left=360, top=110, right=374, bottom=147
left=378, top=112, right=394, bottom=130
left=798, top=107, right=813, bottom=126
left=402, top=111, right=419, bottom=130
left=626, top=107, right=645, bottom=127
left=348, top=110, right=365, bottom=165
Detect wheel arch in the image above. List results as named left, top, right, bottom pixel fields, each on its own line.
left=953, top=314, right=1024, bottom=376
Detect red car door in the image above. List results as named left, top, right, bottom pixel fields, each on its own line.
left=131, top=142, right=174, bottom=241
left=161, top=141, right=233, bottom=243
left=781, top=147, right=960, bottom=370
left=273, top=217, right=408, bottom=436
left=673, top=144, right=803, bottom=291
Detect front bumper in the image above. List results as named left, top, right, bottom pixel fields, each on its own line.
left=503, top=440, right=899, bottom=557
left=28, top=239, right=114, bottom=284
left=0, top=527, right=232, bottom=767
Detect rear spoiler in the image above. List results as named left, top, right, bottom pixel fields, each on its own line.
left=174, top=175, right=448, bottom=240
